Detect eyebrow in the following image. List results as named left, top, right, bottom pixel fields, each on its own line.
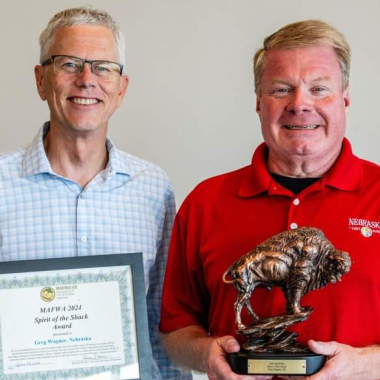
left=310, top=76, right=331, bottom=84
left=270, top=78, right=291, bottom=86
left=269, top=76, right=332, bottom=86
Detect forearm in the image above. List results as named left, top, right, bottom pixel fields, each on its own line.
left=160, top=325, right=215, bottom=372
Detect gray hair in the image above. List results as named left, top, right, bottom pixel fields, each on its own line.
left=253, top=20, right=350, bottom=95
left=39, top=6, right=125, bottom=66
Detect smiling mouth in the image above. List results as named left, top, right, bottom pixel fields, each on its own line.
left=69, top=98, right=100, bottom=105
left=284, top=124, right=319, bottom=130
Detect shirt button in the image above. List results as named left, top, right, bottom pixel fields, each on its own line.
left=293, top=198, right=300, bottom=206
left=290, top=223, right=298, bottom=229
left=81, top=236, right=87, bottom=243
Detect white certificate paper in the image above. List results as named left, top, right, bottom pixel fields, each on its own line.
left=0, top=266, right=140, bottom=380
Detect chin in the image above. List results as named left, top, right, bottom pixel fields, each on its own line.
left=282, top=144, right=315, bottom=156
left=67, top=120, right=104, bottom=133
left=285, top=138, right=328, bottom=155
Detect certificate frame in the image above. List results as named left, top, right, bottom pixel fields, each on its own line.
left=0, top=253, right=152, bottom=380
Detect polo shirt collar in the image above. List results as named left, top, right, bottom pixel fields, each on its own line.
left=239, top=142, right=271, bottom=197
left=22, top=122, right=131, bottom=178
left=239, top=138, right=362, bottom=197
left=323, top=138, right=362, bottom=190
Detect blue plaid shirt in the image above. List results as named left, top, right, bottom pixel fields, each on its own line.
left=0, top=123, right=192, bottom=380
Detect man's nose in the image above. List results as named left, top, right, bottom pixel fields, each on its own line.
left=285, top=89, right=313, bottom=114
left=75, top=63, right=96, bottom=87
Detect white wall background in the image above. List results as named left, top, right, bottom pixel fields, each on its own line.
left=2, top=1, right=380, bottom=378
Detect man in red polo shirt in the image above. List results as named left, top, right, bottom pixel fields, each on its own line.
left=160, top=20, right=380, bottom=380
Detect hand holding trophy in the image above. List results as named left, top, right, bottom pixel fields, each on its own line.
left=223, top=227, right=351, bottom=376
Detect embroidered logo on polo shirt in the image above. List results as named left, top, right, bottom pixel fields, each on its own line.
left=361, top=227, right=373, bottom=238
left=348, top=218, right=380, bottom=237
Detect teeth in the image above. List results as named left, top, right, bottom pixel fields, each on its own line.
left=284, top=125, right=319, bottom=130
left=72, top=98, right=98, bottom=105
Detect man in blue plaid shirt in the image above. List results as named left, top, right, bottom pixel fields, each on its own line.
left=0, top=6, right=190, bottom=380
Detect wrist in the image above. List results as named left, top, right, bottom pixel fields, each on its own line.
left=359, top=346, right=380, bottom=380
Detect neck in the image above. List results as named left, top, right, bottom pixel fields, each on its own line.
left=267, top=149, right=341, bottom=178
left=43, top=126, right=108, bottom=188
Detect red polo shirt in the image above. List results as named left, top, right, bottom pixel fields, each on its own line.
left=160, top=138, right=380, bottom=348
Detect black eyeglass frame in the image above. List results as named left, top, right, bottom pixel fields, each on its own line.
left=41, top=55, right=124, bottom=76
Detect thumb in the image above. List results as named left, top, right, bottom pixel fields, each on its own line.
left=217, top=335, right=240, bottom=354
left=308, top=340, right=339, bottom=356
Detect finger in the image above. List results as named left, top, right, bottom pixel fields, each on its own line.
left=218, top=336, right=241, bottom=353
left=209, top=336, right=269, bottom=380
left=208, top=337, right=241, bottom=380
left=308, top=340, right=339, bottom=356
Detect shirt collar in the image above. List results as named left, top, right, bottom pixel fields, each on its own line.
left=238, top=138, right=362, bottom=198
left=323, top=138, right=362, bottom=190
left=22, top=123, right=54, bottom=177
left=238, top=142, right=271, bottom=197
left=22, top=122, right=131, bottom=178
left=104, top=137, right=130, bottom=176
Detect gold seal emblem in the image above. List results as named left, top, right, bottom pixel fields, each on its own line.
left=40, top=287, right=55, bottom=302
left=361, top=226, right=373, bottom=238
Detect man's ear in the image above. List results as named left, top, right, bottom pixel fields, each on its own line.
left=343, top=86, right=350, bottom=113
left=256, top=96, right=261, bottom=114
left=35, top=65, right=47, bottom=101
left=116, top=75, right=129, bottom=108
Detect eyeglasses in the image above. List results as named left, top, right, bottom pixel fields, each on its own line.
left=42, top=55, right=124, bottom=78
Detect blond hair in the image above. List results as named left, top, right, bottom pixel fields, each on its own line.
left=39, top=6, right=125, bottom=66
left=253, top=20, right=350, bottom=94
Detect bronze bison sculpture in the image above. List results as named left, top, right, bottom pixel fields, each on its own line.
left=223, top=227, right=351, bottom=330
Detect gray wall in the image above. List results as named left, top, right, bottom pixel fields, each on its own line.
left=2, top=1, right=380, bottom=377
left=3, top=0, right=380, bottom=205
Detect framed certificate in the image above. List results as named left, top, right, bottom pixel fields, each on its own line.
left=0, top=253, right=152, bottom=380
